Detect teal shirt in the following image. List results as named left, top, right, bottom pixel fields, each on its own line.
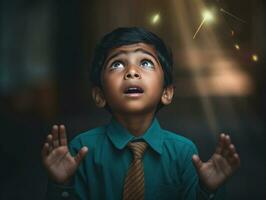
left=47, top=118, right=224, bottom=200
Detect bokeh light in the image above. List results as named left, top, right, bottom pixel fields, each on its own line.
left=252, top=54, right=259, bottom=62
left=202, top=10, right=214, bottom=22
left=234, top=44, right=240, bottom=50
left=151, top=13, right=160, bottom=25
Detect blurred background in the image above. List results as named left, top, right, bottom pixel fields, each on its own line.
left=0, top=0, right=265, bottom=199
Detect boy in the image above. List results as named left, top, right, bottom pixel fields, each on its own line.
left=42, top=27, right=240, bottom=200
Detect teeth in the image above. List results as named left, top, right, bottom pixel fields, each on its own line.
left=128, top=87, right=138, bottom=91
left=125, top=87, right=143, bottom=94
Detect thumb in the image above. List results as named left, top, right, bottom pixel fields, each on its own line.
left=192, top=154, right=203, bottom=171
left=74, top=146, right=88, bottom=166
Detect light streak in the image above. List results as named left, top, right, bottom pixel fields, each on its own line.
left=193, top=10, right=214, bottom=39
left=220, top=8, right=246, bottom=23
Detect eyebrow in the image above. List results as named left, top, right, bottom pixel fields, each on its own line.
left=105, top=48, right=159, bottom=65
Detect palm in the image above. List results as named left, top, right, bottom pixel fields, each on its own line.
left=192, top=134, right=240, bottom=191
left=42, top=125, right=88, bottom=184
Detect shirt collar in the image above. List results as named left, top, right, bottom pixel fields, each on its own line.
left=106, top=117, right=163, bottom=155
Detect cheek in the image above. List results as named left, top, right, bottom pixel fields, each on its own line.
left=102, top=73, right=122, bottom=96
left=145, top=70, right=164, bottom=90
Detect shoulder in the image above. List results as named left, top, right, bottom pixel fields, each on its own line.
left=162, top=129, right=198, bottom=154
left=69, top=125, right=107, bottom=150
left=163, top=129, right=195, bottom=146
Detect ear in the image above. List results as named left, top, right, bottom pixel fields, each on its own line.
left=161, top=85, right=174, bottom=105
left=92, top=87, right=106, bottom=108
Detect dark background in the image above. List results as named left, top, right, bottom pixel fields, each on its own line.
left=0, top=0, right=265, bottom=199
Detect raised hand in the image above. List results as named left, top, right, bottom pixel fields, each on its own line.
left=192, top=133, right=240, bottom=191
left=42, top=125, right=88, bottom=184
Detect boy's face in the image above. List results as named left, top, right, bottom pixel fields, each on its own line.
left=93, top=43, right=173, bottom=115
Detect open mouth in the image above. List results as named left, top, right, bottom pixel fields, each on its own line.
left=124, top=86, right=144, bottom=94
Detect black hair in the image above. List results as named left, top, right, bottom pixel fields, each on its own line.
left=90, top=27, right=173, bottom=88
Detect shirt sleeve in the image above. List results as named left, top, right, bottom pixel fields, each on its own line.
left=45, top=181, right=79, bottom=200
left=180, top=142, right=225, bottom=200
left=197, top=182, right=225, bottom=200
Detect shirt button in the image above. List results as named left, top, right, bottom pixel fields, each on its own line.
left=61, top=191, right=69, bottom=198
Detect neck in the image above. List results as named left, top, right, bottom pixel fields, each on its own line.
left=113, top=112, right=155, bottom=137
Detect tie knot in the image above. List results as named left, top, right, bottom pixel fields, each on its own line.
left=128, top=141, right=148, bottom=160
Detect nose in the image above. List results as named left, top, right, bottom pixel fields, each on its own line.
left=124, top=66, right=141, bottom=80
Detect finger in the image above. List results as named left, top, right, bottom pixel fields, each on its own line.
left=192, top=154, right=203, bottom=171
left=222, top=134, right=236, bottom=158
left=221, top=134, right=231, bottom=156
left=59, top=125, right=68, bottom=146
left=227, top=153, right=241, bottom=170
left=224, top=134, right=231, bottom=147
left=233, top=153, right=241, bottom=167
left=226, top=145, right=239, bottom=164
left=228, top=144, right=236, bottom=156
left=41, top=142, right=50, bottom=158
left=46, top=134, right=53, bottom=152
left=74, top=146, right=88, bottom=165
left=215, top=133, right=226, bottom=154
left=52, top=125, right=60, bottom=148
left=221, top=139, right=240, bottom=168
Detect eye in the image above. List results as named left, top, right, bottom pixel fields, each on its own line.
left=110, top=61, right=124, bottom=70
left=140, top=59, right=154, bottom=69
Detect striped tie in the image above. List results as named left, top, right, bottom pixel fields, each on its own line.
left=123, top=141, right=148, bottom=200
